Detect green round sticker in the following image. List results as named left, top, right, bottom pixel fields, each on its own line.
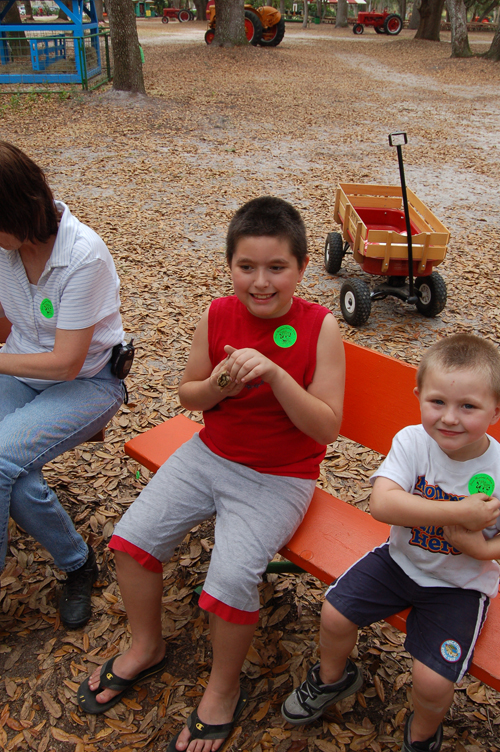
left=273, top=325, right=297, bottom=348
left=40, top=298, right=54, bottom=319
left=468, top=473, right=495, bottom=496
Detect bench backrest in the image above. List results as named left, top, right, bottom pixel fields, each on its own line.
left=342, top=341, right=500, bottom=455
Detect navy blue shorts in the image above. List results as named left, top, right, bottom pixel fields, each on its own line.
left=325, top=543, right=489, bottom=682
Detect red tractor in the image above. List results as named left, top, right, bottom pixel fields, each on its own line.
left=162, top=7, right=194, bottom=23
left=352, top=10, right=403, bottom=35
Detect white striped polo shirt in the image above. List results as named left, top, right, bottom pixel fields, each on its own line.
left=0, top=201, right=124, bottom=389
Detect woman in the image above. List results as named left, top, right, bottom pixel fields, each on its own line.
left=0, top=141, right=125, bottom=629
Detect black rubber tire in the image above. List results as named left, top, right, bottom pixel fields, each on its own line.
left=340, top=279, right=372, bottom=326
left=324, top=232, right=345, bottom=275
left=384, top=13, right=403, bottom=34
left=188, top=10, right=195, bottom=20
left=259, top=16, right=285, bottom=46
left=177, top=9, right=190, bottom=22
left=205, top=28, right=215, bottom=44
left=415, top=272, right=447, bottom=317
left=161, top=15, right=168, bottom=23
left=374, top=25, right=385, bottom=33
left=245, top=9, right=263, bottom=45
left=353, top=23, right=364, bottom=34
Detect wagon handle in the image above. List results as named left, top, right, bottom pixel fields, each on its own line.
left=388, top=132, right=418, bottom=304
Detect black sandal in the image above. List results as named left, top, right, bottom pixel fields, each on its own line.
left=167, top=688, right=248, bottom=752
left=77, top=654, right=167, bottom=714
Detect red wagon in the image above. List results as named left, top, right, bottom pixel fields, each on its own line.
left=353, top=10, right=403, bottom=34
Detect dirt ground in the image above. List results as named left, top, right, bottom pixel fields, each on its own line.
left=1, top=19, right=500, bottom=752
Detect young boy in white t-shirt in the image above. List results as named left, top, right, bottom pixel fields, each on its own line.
left=282, top=333, right=500, bottom=752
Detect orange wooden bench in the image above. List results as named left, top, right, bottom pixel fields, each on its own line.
left=124, top=341, right=500, bottom=691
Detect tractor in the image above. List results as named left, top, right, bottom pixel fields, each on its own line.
left=352, top=10, right=403, bottom=35
left=205, top=3, right=285, bottom=46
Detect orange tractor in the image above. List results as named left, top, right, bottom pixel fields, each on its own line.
left=205, top=2, right=285, bottom=46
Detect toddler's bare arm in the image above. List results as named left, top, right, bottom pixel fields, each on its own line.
left=443, top=524, right=500, bottom=561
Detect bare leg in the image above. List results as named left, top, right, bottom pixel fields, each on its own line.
left=318, top=600, right=359, bottom=684
left=410, top=660, right=454, bottom=742
left=175, top=613, right=256, bottom=752
left=87, top=551, right=165, bottom=704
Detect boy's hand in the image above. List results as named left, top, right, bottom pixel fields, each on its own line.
left=223, top=344, right=279, bottom=385
left=443, top=525, right=491, bottom=560
left=456, top=494, right=500, bottom=531
left=209, top=358, right=245, bottom=398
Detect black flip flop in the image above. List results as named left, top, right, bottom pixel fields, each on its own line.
left=167, top=688, right=248, bottom=752
left=77, top=653, right=167, bottom=714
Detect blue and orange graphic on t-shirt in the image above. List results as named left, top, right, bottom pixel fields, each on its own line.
left=408, top=476, right=464, bottom=556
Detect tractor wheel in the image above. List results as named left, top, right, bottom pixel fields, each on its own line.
left=188, top=10, right=195, bottom=20
left=205, top=28, right=215, bottom=44
left=259, top=16, right=285, bottom=46
left=324, top=232, right=345, bottom=275
left=384, top=13, right=403, bottom=34
left=374, top=25, right=385, bottom=33
left=415, top=272, right=447, bottom=317
left=353, top=23, right=364, bottom=34
left=245, top=9, right=263, bottom=45
left=177, top=9, right=190, bottom=22
left=340, top=280, right=372, bottom=327
left=161, top=15, right=168, bottom=23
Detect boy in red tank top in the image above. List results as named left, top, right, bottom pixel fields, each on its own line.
left=78, top=197, right=345, bottom=752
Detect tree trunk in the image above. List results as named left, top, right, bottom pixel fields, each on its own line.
left=193, top=0, right=206, bottom=20
left=0, top=1, right=29, bottom=57
left=399, top=0, right=407, bottom=21
left=302, top=0, right=308, bottom=27
left=213, top=0, right=246, bottom=46
left=280, top=0, right=285, bottom=14
left=336, top=0, right=348, bottom=26
left=414, top=0, right=445, bottom=39
left=24, top=0, right=33, bottom=19
left=408, top=0, right=421, bottom=28
left=95, top=0, right=104, bottom=21
left=58, top=0, right=72, bottom=21
left=484, top=17, right=500, bottom=58
left=107, top=0, right=146, bottom=93
left=447, top=0, right=472, bottom=55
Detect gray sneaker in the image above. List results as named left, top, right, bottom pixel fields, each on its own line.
left=403, top=713, right=443, bottom=752
left=281, top=660, right=362, bottom=725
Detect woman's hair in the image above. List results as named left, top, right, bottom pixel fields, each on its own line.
left=0, top=141, right=59, bottom=244
left=417, top=333, right=500, bottom=400
left=226, top=196, right=308, bottom=268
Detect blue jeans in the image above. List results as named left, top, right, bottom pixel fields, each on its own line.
left=0, top=362, right=123, bottom=572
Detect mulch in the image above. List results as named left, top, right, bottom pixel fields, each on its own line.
left=1, top=21, right=500, bottom=752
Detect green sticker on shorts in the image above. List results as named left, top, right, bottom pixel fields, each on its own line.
left=273, top=325, right=297, bottom=348
left=468, top=473, right=495, bottom=496
left=40, top=298, right=54, bottom=318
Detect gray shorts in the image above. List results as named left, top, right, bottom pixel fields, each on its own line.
left=114, top=433, right=316, bottom=612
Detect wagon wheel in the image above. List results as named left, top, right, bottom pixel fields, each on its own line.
left=340, top=280, right=372, bottom=327
left=324, top=232, right=345, bottom=275
left=374, top=25, right=385, bottom=33
left=415, top=272, right=447, bottom=317
left=245, top=9, right=263, bottom=45
left=353, top=23, right=364, bottom=34
left=162, top=15, right=168, bottom=23
left=177, top=9, right=191, bottom=22
left=205, top=28, right=215, bottom=44
left=384, top=13, right=403, bottom=34
left=259, top=16, right=285, bottom=46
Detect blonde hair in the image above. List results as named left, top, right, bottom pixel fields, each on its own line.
left=417, top=334, right=500, bottom=400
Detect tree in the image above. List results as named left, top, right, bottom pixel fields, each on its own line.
left=192, top=0, right=206, bottom=20
left=302, top=0, right=309, bottom=27
left=409, top=0, right=421, bottom=28
left=484, top=17, right=500, bottom=57
left=336, top=0, right=348, bottom=27
left=447, top=0, right=472, bottom=55
left=414, top=0, right=445, bottom=39
left=0, top=0, right=29, bottom=57
left=212, top=0, right=247, bottom=46
left=107, top=0, right=146, bottom=93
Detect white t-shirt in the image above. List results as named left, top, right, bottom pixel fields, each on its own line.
left=370, top=424, right=500, bottom=598
left=0, top=202, right=124, bottom=389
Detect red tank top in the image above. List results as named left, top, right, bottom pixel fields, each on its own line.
left=199, top=295, right=330, bottom=479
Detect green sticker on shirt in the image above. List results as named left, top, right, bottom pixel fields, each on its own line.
left=468, top=473, right=495, bottom=496
left=40, top=298, right=54, bottom=318
left=273, top=325, right=297, bottom=348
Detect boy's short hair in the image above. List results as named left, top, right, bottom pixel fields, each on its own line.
left=226, top=196, right=308, bottom=268
left=417, top=333, right=500, bottom=400
left=0, top=141, right=59, bottom=244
